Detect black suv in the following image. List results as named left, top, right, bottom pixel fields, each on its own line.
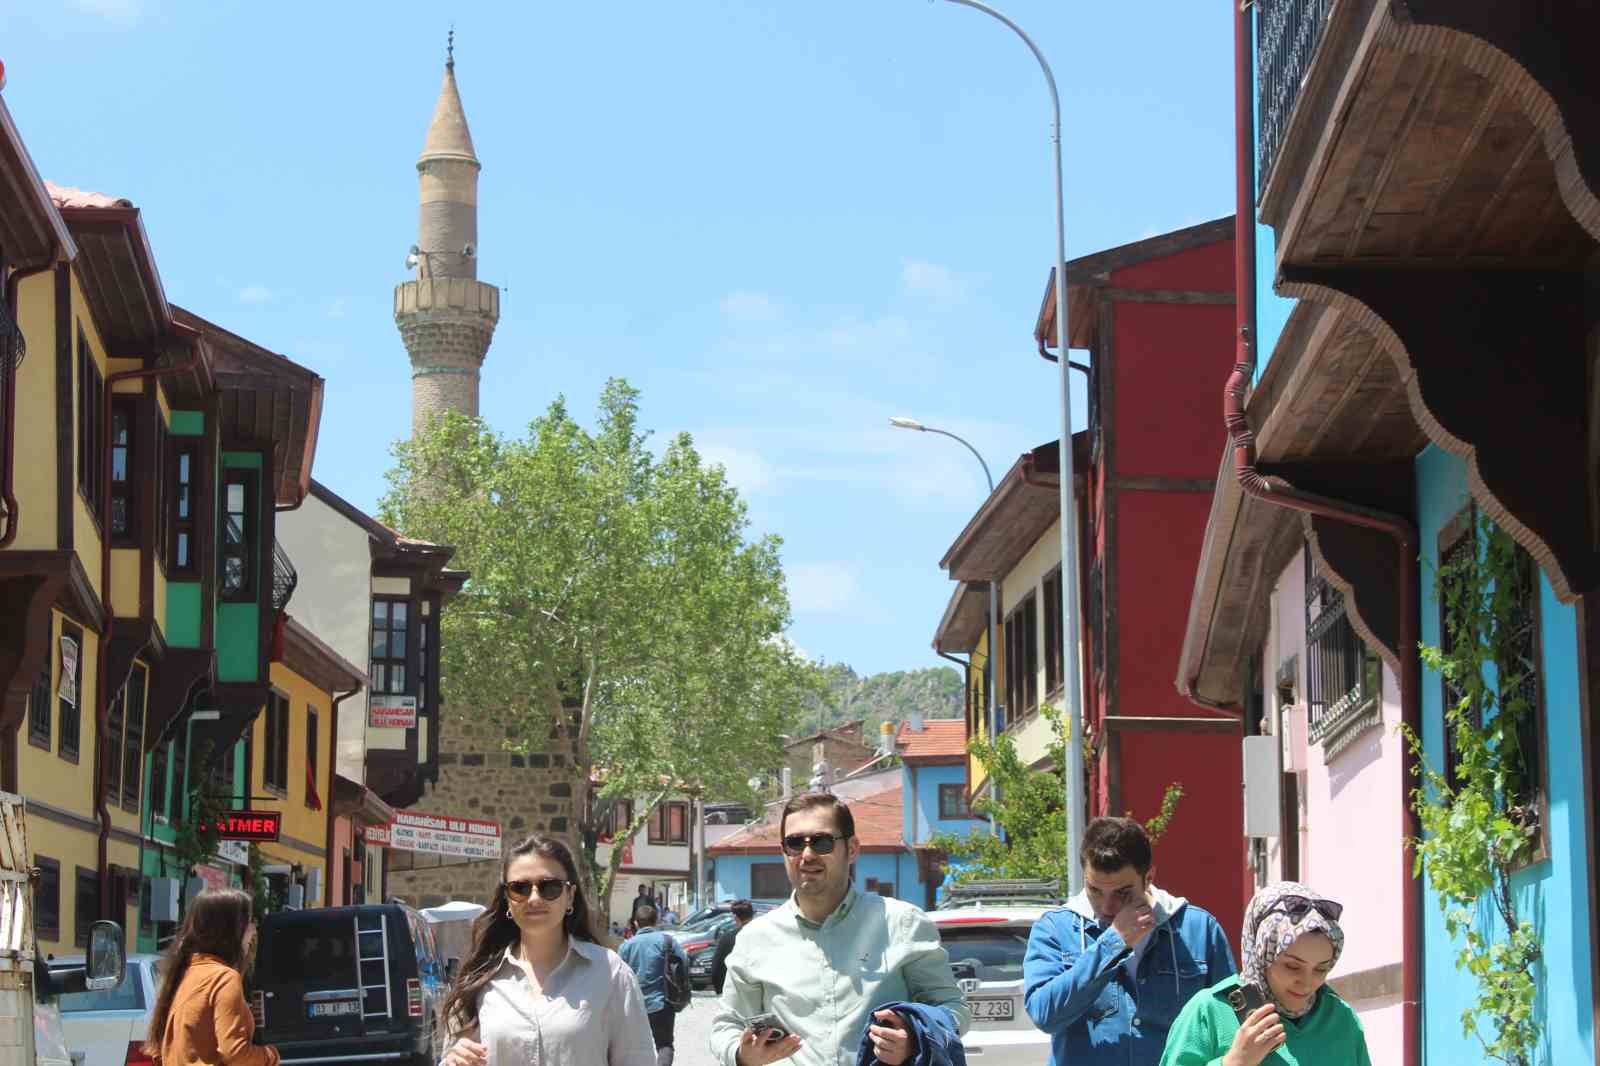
left=253, top=904, right=448, bottom=1066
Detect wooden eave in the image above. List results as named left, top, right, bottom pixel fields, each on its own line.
left=1177, top=301, right=1428, bottom=705
left=58, top=206, right=170, bottom=356
left=332, top=773, right=395, bottom=824
left=174, top=306, right=323, bottom=506
left=281, top=615, right=366, bottom=696
left=1034, top=217, right=1236, bottom=350
left=940, top=438, right=1086, bottom=584
left=932, top=581, right=987, bottom=656
left=0, top=98, right=76, bottom=265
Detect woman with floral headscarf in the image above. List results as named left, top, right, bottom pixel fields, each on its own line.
left=1157, top=882, right=1372, bottom=1066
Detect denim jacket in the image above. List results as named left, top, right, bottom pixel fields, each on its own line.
left=1022, top=887, right=1236, bottom=1066
left=618, top=927, right=689, bottom=1015
left=853, top=1001, right=968, bottom=1066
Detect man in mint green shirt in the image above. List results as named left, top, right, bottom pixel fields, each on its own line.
left=709, top=792, right=971, bottom=1066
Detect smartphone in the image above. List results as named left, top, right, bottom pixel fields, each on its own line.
left=1225, top=982, right=1269, bottom=1024
left=744, top=1013, right=789, bottom=1043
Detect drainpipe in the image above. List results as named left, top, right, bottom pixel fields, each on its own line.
left=96, top=323, right=201, bottom=916
left=1213, top=5, right=1421, bottom=1065
left=1, top=259, right=58, bottom=548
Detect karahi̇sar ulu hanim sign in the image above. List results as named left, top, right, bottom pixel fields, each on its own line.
left=365, top=811, right=502, bottom=859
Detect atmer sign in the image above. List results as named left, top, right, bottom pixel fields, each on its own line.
left=214, top=810, right=282, bottom=842
left=365, top=811, right=502, bottom=859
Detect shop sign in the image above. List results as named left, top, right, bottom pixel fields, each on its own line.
left=217, top=840, right=250, bottom=866
left=215, top=810, right=282, bottom=842
left=365, top=811, right=501, bottom=859
left=369, top=694, right=417, bottom=729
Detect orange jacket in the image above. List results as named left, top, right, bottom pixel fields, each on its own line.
left=153, top=954, right=280, bottom=1066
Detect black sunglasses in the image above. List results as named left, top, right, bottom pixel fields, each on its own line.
left=506, top=878, right=572, bottom=902
left=781, top=832, right=847, bottom=856
left=1262, top=895, right=1343, bottom=925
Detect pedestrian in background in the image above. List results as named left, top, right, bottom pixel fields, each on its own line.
left=710, top=899, right=755, bottom=996
left=619, top=902, right=692, bottom=1066
left=1023, top=816, right=1236, bottom=1066
left=145, top=887, right=278, bottom=1066
left=439, top=834, right=655, bottom=1066
left=1159, top=882, right=1371, bottom=1066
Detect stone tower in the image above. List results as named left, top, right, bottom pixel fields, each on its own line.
left=395, top=40, right=500, bottom=437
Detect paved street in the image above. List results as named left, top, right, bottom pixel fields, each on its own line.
left=671, top=991, right=726, bottom=1066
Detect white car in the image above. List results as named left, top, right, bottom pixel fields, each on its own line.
left=930, top=904, right=1052, bottom=1066
left=52, top=954, right=162, bottom=1066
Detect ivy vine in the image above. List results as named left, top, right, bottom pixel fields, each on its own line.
left=1401, top=513, right=1542, bottom=1066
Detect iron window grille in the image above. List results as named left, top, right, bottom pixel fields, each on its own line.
left=1437, top=512, right=1478, bottom=784
left=1304, top=566, right=1381, bottom=758
left=271, top=539, right=298, bottom=613
left=1499, top=546, right=1547, bottom=848
left=1257, top=0, right=1335, bottom=195
left=28, top=660, right=51, bottom=749
left=34, top=856, right=60, bottom=942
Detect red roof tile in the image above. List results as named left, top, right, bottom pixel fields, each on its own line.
left=896, top=719, right=967, bottom=763
left=45, top=182, right=132, bottom=210
left=709, top=785, right=905, bottom=854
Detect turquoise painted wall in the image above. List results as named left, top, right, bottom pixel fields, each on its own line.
left=166, top=583, right=203, bottom=647
left=169, top=410, right=204, bottom=436
left=1415, top=445, right=1594, bottom=1066
left=903, top=763, right=983, bottom=844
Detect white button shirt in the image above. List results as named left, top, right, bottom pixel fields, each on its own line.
left=445, top=939, right=656, bottom=1066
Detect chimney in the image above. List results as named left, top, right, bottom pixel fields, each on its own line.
left=781, top=766, right=793, bottom=799
left=910, top=711, right=926, bottom=733
left=879, top=720, right=895, bottom=756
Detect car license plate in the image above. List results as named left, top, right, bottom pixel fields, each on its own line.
left=308, top=1000, right=361, bottom=1019
left=968, top=997, right=1015, bottom=1021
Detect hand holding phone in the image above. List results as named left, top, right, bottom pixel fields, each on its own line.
left=736, top=1014, right=801, bottom=1066
left=744, top=1014, right=789, bottom=1043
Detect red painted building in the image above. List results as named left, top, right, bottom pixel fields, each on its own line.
left=1037, top=218, right=1246, bottom=945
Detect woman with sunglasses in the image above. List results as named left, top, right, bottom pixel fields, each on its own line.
left=1158, top=882, right=1372, bottom=1066
left=439, top=835, right=656, bottom=1066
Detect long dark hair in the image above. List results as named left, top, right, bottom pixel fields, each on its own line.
left=441, top=835, right=598, bottom=1035
left=144, top=888, right=254, bottom=1056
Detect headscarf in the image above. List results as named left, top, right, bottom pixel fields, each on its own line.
left=1240, top=881, right=1345, bottom=1019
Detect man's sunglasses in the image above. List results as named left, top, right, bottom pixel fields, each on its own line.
left=505, top=878, right=572, bottom=902
left=1262, top=895, right=1343, bottom=925
left=781, top=832, right=848, bottom=856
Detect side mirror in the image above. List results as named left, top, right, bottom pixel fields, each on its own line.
left=86, top=921, right=126, bottom=990
left=444, top=958, right=460, bottom=983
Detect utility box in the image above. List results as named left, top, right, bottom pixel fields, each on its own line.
left=149, top=878, right=181, bottom=922
left=306, top=867, right=322, bottom=906
left=1280, top=703, right=1309, bottom=774
left=1243, top=736, right=1282, bottom=838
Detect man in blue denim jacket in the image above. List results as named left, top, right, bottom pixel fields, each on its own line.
left=1023, top=817, right=1236, bottom=1066
left=620, top=901, right=691, bottom=1066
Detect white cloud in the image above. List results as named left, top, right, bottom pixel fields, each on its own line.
left=901, top=259, right=965, bottom=308
left=699, top=441, right=776, bottom=495
left=787, top=561, right=861, bottom=613
left=238, top=284, right=276, bottom=305
left=820, top=315, right=913, bottom=353
left=719, top=291, right=779, bottom=324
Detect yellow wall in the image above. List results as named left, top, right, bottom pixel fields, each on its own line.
left=12, top=269, right=59, bottom=551
left=110, top=550, right=140, bottom=616
left=20, top=610, right=101, bottom=814
left=254, top=662, right=335, bottom=862
left=969, top=630, right=992, bottom=793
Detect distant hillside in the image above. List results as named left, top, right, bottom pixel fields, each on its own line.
left=801, top=663, right=963, bottom=736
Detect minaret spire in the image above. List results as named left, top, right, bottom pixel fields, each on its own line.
left=394, top=35, right=501, bottom=438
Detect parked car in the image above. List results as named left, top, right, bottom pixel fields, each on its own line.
left=929, top=903, right=1052, bottom=1066
left=49, top=954, right=161, bottom=1066
left=253, top=904, right=447, bottom=1066
left=672, top=902, right=780, bottom=989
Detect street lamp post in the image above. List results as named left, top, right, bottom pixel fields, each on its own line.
left=889, top=416, right=1002, bottom=832
left=933, top=0, right=1086, bottom=893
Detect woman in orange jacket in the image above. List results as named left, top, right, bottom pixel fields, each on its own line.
left=145, top=888, right=280, bottom=1066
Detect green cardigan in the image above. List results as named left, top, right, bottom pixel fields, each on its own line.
left=1157, top=975, right=1373, bottom=1066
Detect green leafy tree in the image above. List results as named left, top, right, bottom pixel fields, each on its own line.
left=931, top=706, right=1182, bottom=885
left=1402, top=515, right=1542, bottom=1066
left=382, top=380, right=819, bottom=917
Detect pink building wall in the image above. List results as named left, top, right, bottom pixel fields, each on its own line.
left=1259, top=549, right=1404, bottom=1066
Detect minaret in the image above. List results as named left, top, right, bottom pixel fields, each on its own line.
left=395, top=32, right=500, bottom=438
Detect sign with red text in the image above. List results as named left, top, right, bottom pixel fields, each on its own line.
left=215, top=810, right=281, bottom=842
left=369, top=694, right=418, bottom=729
left=365, top=811, right=501, bottom=859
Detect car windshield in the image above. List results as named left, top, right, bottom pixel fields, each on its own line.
left=675, top=912, right=726, bottom=934
left=938, top=926, right=1030, bottom=984
left=55, top=961, right=147, bottom=1013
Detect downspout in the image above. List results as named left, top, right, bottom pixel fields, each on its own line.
left=1, top=259, right=58, bottom=548
left=1213, top=4, right=1421, bottom=1065
left=97, top=324, right=201, bottom=916
left=327, top=682, right=361, bottom=905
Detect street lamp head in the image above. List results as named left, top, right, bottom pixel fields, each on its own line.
left=889, top=416, right=926, bottom=431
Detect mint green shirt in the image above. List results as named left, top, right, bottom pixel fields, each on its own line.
left=709, top=889, right=971, bottom=1066
left=1158, top=975, right=1374, bottom=1066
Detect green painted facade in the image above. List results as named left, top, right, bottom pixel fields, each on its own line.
left=169, top=409, right=205, bottom=436
left=166, top=583, right=203, bottom=647
left=215, top=451, right=266, bottom=683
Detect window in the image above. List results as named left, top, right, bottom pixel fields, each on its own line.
left=1043, top=569, right=1064, bottom=697
left=305, top=706, right=319, bottom=809
left=1438, top=513, right=1478, bottom=784
left=76, top=327, right=105, bottom=519
left=874, top=882, right=895, bottom=898
left=370, top=599, right=411, bottom=695
left=35, top=856, right=60, bottom=942
left=150, top=743, right=169, bottom=823
left=171, top=734, right=188, bottom=820
left=938, top=784, right=970, bottom=820
left=109, top=395, right=137, bottom=543
left=209, top=739, right=235, bottom=802
left=1499, top=545, right=1547, bottom=847
left=58, top=623, right=83, bottom=762
left=106, top=685, right=125, bottom=810
left=750, top=863, right=789, bottom=900
left=1004, top=592, right=1039, bottom=719
left=170, top=443, right=198, bottom=573
left=648, top=801, right=689, bottom=845
left=153, top=422, right=168, bottom=568
left=74, top=867, right=100, bottom=948
left=121, top=664, right=146, bottom=810
left=602, top=798, right=634, bottom=841
left=220, top=469, right=257, bottom=601
left=28, top=659, right=50, bottom=750
left=264, top=691, right=289, bottom=794
left=1305, top=561, right=1382, bottom=757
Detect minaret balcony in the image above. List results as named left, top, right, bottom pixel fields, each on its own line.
left=394, top=277, right=500, bottom=324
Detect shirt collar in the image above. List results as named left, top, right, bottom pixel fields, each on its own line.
left=791, top=887, right=860, bottom=930
left=498, top=937, right=598, bottom=977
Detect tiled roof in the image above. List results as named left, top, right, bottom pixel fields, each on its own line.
left=44, top=182, right=132, bottom=210
left=896, top=719, right=967, bottom=763
left=709, top=785, right=905, bottom=854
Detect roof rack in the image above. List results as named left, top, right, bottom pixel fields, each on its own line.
left=939, top=878, right=1065, bottom=908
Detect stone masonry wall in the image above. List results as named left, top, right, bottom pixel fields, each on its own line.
left=385, top=708, right=581, bottom=910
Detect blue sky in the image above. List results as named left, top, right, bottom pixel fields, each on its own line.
left=8, top=1, right=1233, bottom=677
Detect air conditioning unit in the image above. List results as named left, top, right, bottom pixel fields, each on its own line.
left=150, top=878, right=181, bottom=922
left=1243, top=735, right=1282, bottom=838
